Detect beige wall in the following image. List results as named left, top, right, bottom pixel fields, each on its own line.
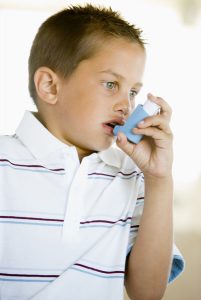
left=124, top=230, right=201, bottom=300
left=163, top=231, right=201, bottom=300
left=163, top=178, right=201, bottom=300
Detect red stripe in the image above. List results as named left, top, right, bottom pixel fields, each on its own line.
left=0, top=215, right=132, bottom=225
left=74, top=263, right=124, bottom=274
left=80, top=217, right=132, bottom=225
left=117, top=171, right=139, bottom=176
left=88, top=171, right=140, bottom=177
left=131, top=225, right=139, bottom=229
left=88, top=172, right=115, bottom=178
left=0, top=215, right=63, bottom=222
left=0, top=159, right=64, bottom=172
left=0, top=273, right=58, bottom=278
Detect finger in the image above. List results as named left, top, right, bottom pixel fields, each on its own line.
left=133, top=126, right=173, bottom=141
left=147, top=93, right=172, bottom=121
left=116, top=131, right=136, bottom=157
left=137, top=115, right=172, bottom=134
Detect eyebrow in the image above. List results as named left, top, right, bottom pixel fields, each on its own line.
left=99, top=69, right=143, bottom=88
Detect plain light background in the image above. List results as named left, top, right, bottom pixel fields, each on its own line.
left=0, top=1, right=201, bottom=299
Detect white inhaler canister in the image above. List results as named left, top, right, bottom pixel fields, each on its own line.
left=113, top=100, right=160, bottom=144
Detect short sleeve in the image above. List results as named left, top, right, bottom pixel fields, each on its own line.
left=168, top=244, right=185, bottom=283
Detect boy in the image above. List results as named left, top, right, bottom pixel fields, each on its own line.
left=0, top=4, right=184, bottom=300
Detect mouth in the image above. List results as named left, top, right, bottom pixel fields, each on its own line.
left=102, top=118, right=125, bottom=135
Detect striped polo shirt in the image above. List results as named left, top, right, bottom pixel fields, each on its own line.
left=0, top=111, right=184, bottom=300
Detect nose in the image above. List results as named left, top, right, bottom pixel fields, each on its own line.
left=113, top=96, right=132, bottom=116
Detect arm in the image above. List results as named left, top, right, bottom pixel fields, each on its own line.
left=117, top=94, right=174, bottom=300
left=125, top=176, right=173, bottom=300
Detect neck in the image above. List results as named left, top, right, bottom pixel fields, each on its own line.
left=34, top=111, right=95, bottom=161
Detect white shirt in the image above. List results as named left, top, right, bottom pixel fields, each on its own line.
left=0, top=111, right=184, bottom=300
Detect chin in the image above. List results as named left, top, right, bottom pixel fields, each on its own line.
left=93, top=138, right=115, bottom=152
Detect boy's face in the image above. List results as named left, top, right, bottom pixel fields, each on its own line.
left=54, top=38, right=146, bottom=157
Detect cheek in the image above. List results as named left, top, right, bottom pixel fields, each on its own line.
left=131, top=101, right=135, bottom=111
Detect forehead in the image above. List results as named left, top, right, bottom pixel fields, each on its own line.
left=92, top=37, right=144, bottom=59
left=83, top=38, right=146, bottom=81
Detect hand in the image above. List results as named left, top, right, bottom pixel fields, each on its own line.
left=116, top=93, right=173, bottom=178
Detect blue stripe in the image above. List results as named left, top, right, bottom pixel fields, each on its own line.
left=70, top=267, right=124, bottom=279
left=0, top=221, right=63, bottom=227
left=130, top=229, right=138, bottom=233
left=0, top=277, right=53, bottom=283
left=80, top=222, right=131, bottom=229
left=136, top=200, right=144, bottom=206
left=117, top=175, right=138, bottom=179
left=0, top=209, right=64, bottom=218
left=0, top=267, right=62, bottom=272
left=88, top=176, right=113, bottom=181
left=88, top=175, right=138, bottom=180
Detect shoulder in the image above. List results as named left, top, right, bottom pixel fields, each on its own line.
left=0, top=134, right=31, bottom=159
left=0, top=134, right=17, bottom=151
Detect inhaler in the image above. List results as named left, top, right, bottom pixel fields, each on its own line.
left=113, top=99, right=160, bottom=144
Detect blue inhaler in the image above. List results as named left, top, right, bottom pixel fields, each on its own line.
left=113, top=99, right=160, bottom=144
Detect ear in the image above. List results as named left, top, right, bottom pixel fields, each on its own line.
left=34, top=67, right=59, bottom=104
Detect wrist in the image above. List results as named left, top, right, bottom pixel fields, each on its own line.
left=144, top=174, right=174, bottom=203
left=144, top=173, right=173, bottom=184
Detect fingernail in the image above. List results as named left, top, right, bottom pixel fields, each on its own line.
left=138, top=120, right=145, bottom=125
left=148, top=93, right=153, bottom=97
left=117, top=135, right=121, bottom=142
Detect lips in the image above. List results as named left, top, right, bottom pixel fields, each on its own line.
left=104, top=117, right=125, bottom=128
left=102, top=117, right=125, bottom=135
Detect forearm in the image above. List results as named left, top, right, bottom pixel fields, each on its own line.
left=125, top=175, right=173, bottom=300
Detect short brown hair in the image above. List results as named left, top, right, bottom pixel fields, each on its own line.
left=28, top=4, right=145, bottom=104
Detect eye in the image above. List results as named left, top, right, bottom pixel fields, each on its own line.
left=103, top=81, right=118, bottom=90
left=129, top=89, right=138, bottom=100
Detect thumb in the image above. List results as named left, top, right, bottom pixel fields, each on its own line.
left=116, top=131, right=136, bottom=158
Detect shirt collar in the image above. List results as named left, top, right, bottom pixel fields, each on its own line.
left=15, top=110, right=122, bottom=168
left=15, top=111, right=69, bottom=159
left=98, top=146, right=122, bottom=169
